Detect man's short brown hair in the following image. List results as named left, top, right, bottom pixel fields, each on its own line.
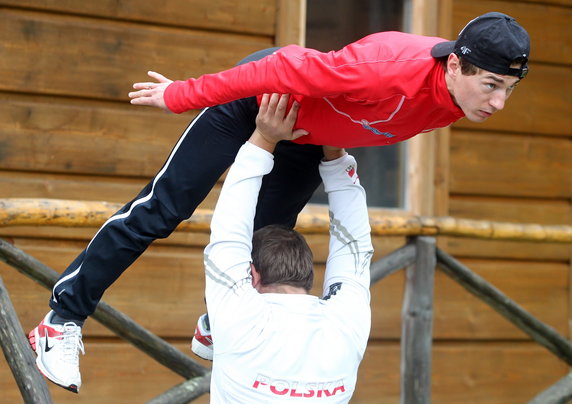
left=459, top=56, right=479, bottom=76
left=252, top=225, right=314, bottom=292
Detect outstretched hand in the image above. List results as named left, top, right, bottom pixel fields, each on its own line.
left=128, top=71, right=173, bottom=111
left=249, top=93, right=308, bottom=153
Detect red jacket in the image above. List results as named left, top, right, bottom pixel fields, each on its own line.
left=164, top=32, right=464, bottom=148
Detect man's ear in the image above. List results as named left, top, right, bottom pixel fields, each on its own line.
left=446, top=53, right=460, bottom=78
left=250, top=263, right=261, bottom=288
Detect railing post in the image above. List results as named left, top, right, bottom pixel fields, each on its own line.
left=0, top=275, right=52, bottom=403
left=401, top=236, right=436, bottom=404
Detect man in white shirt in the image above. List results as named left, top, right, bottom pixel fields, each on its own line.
left=205, top=93, right=373, bottom=402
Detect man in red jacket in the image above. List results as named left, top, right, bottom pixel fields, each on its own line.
left=29, top=12, right=529, bottom=393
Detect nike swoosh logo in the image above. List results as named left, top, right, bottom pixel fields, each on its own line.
left=44, top=333, right=54, bottom=352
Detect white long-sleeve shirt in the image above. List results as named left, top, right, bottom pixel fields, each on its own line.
left=204, top=142, right=373, bottom=403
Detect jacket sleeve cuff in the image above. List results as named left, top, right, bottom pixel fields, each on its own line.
left=163, top=81, right=187, bottom=114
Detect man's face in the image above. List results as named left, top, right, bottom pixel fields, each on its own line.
left=447, top=56, right=521, bottom=122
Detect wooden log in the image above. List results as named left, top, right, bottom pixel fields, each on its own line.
left=370, top=242, right=416, bottom=284
left=1, top=198, right=571, bottom=243
left=401, top=236, right=436, bottom=404
left=0, top=237, right=207, bottom=379
left=146, top=374, right=211, bottom=404
left=0, top=198, right=212, bottom=233
left=527, top=372, right=572, bottom=404
left=0, top=275, right=52, bottom=403
left=436, top=248, right=572, bottom=366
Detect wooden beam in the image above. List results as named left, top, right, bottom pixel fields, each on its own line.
left=437, top=248, right=572, bottom=366
left=275, top=0, right=306, bottom=46
left=147, top=375, right=212, bottom=404
left=401, top=236, right=436, bottom=404
left=407, top=0, right=449, bottom=216
left=370, top=242, right=416, bottom=284
left=0, top=275, right=52, bottom=403
left=410, top=0, right=439, bottom=35
left=406, top=133, right=436, bottom=216
left=1, top=199, right=571, bottom=243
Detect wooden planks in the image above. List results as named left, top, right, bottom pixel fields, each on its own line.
left=0, top=171, right=151, bottom=202
left=449, top=131, right=572, bottom=199
left=445, top=237, right=570, bottom=261
left=514, top=0, right=572, bottom=7
left=0, top=341, right=567, bottom=404
left=0, top=94, right=193, bottom=176
left=367, top=259, right=568, bottom=339
left=0, top=341, right=210, bottom=404
left=446, top=195, right=571, bottom=259
left=433, top=259, right=568, bottom=339
left=449, top=196, right=571, bottom=225
left=354, top=342, right=569, bottom=404
left=428, top=342, right=568, bottom=404
left=0, top=0, right=276, bottom=35
left=0, top=9, right=273, bottom=101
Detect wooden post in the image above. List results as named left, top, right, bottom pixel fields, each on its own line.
left=146, top=374, right=211, bottom=404
left=401, top=236, right=436, bottom=404
left=436, top=248, right=572, bottom=366
left=370, top=242, right=416, bottom=284
left=0, top=275, right=52, bottom=403
left=0, top=238, right=208, bottom=379
left=275, top=0, right=306, bottom=46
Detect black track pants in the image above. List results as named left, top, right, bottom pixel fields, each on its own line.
left=49, top=48, right=324, bottom=321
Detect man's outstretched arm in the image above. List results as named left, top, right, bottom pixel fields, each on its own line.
left=203, top=94, right=306, bottom=322
left=319, top=146, right=373, bottom=350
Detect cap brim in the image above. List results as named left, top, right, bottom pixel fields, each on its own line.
left=431, top=41, right=456, bottom=58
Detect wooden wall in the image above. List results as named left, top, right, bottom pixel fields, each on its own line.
left=0, top=1, right=275, bottom=402
left=431, top=0, right=572, bottom=402
left=0, top=1, right=570, bottom=403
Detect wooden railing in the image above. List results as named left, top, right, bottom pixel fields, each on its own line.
left=1, top=199, right=571, bottom=403
left=1, top=199, right=571, bottom=243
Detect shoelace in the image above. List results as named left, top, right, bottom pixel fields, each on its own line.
left=61, top=322, right=85, bottom=365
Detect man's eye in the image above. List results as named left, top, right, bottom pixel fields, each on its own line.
left=485, top=83, right=496, bottom=90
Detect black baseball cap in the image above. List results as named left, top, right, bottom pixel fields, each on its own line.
left=431, top=12, right=530, bottom=79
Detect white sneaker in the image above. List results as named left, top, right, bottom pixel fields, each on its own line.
left=28, top=311, right=85, bottom=393
left=191, top=313, right=213, bottom=361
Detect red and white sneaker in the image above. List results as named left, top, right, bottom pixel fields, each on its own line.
left=191, top=313, right=213, bottom=361
left=28, top=311, right=85, bottom=393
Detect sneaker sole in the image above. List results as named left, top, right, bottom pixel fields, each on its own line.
left=28, top=328, right=79, bottom=394
left=191, top=338, right=214, bottom=361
